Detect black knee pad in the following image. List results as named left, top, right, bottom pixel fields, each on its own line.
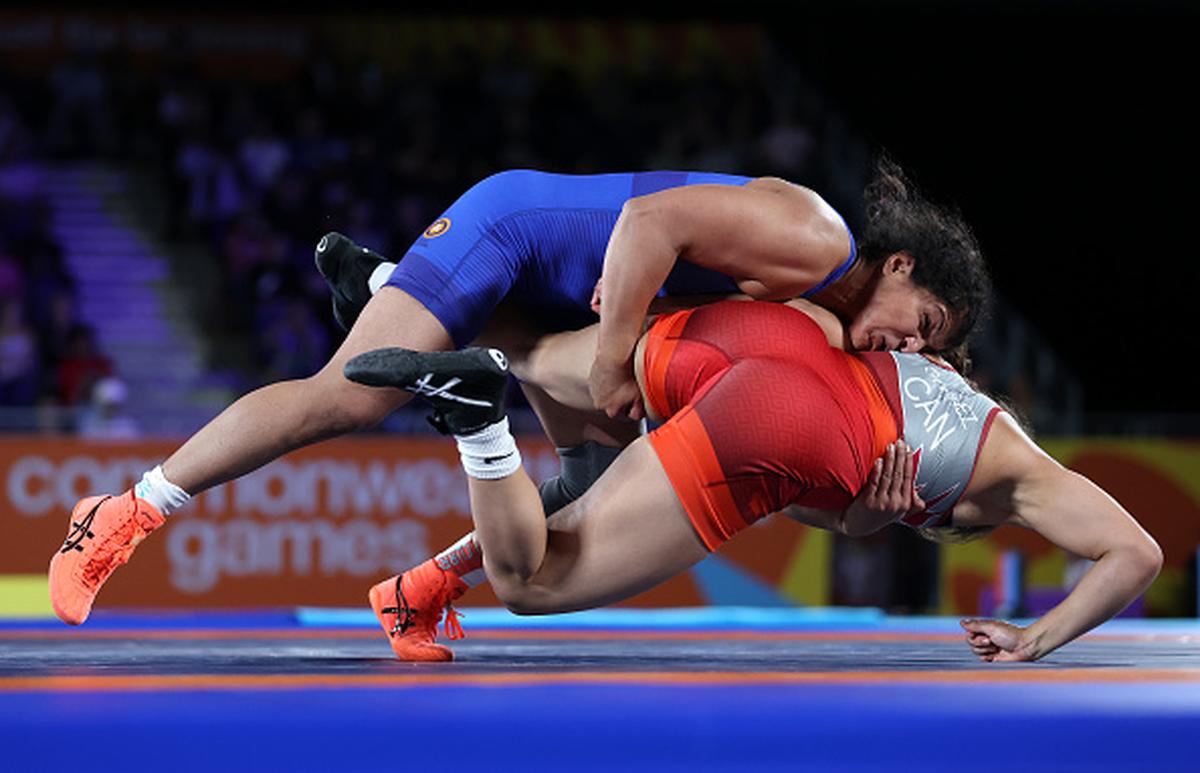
left=537, top=441, right=623, bottom=515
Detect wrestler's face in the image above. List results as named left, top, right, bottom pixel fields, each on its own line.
left=848, top=253, right=955, bottom=353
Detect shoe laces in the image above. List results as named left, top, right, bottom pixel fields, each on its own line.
left=443, top=605, right=465, bottom=641
left=382, top=575, right=418, bottom=636
left=74, top=494, right=146, bottom=590
left=382, top=572, right=468, bottom=641
left=61, top=496, right=109, bottom=555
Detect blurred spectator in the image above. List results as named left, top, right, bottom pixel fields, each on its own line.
left=175, top=124, right=245, bottom=237
left=0, top=242, right=25, bottom=300
left=239, top=114, right=291, bottom=196
left=258, top=295, right=330, bottom=381
left=343, top=198, right=389, bottom=257
left=0, top=93, right=34, bottom=166
left=222, top=209, right=278, bottom=286
left=34, top=285, right=80, bottom=381
left=77, top=376, right=141, bottom=440
left=34, top=384, right=67, bottom=435
left=56, top=323, right=113, bottom=407
left=46, top=49, right=116, bottom=158
left=0, top=298, right=39, bottom=406
left=292, top=107, right=348, bottom=174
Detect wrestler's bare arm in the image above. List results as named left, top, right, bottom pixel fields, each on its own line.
left=953, top=415, right=1162, bottom=661
left=522, top=298, right=850, bottom=422
left=592, top=180, right=851, bottom=418
left=793, top=415, right=1163, bottom=661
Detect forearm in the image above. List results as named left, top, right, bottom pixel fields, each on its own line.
left=1015, top=547, right=1159, bottom=660
left=596, top=203, right=680, bottom=366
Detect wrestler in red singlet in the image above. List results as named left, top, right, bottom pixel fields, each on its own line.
left=642, top=301, right=1001, bottom=551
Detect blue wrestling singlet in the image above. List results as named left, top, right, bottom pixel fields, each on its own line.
left=385, top=170, right=856, bottom=347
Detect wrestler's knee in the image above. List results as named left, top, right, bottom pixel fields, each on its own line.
left=299, top=369, right=403, bottom=433
left=488, top=572, right=545, bottom=616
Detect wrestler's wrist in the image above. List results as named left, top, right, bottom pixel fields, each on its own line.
left=1013, top=628, right=1045, bottom=661
left=593, top=346, right=634, bottom=369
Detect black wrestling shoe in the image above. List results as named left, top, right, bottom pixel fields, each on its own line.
left=345, top=347, right=510, bottom=435
left=314, top=232, right=387, bottom=332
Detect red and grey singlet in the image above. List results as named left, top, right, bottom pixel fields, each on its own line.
left=850, top=352, right=1003, bottom=528
left=642, top=301, right=1001, bottom=550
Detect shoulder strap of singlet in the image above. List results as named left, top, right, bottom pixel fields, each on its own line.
left=800, top=213, right=857, bottom=299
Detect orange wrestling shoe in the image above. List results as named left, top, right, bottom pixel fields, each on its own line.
left=368, top=559, right=469, bottom=662
left=48, top=492, right=165, bottom=625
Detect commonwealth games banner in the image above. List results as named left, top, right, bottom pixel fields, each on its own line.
left=0, top=436, right=556, bottom=610
left=4, top=436, right=1193, bottom=615
left=0, top=436, right=818, bottom=612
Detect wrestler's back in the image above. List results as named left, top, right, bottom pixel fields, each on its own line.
left=391, top=170, right=750, bottom=344
left=437, top=170, right=750, bottom=301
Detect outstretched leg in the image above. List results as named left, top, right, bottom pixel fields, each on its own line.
left=486, top=319, right=639, bottom=512
left=48, top=287, right=452, bottom=626
left=162, top=287, right=451, bottom=493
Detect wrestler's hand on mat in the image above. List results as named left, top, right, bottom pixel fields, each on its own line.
left=589, top=354, right=645, bottom=421
left=849, top=442, right=926, bottom=526
left=959, top=618, right=1036, bottom=662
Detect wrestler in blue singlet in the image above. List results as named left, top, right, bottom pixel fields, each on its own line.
left=385, top=170, right=857, bottom=347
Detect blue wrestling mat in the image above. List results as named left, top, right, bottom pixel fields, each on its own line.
left=2, top=608, right=1198, bottom=772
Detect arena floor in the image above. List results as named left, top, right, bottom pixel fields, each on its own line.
left=2, top=608, right=1198, bottom=772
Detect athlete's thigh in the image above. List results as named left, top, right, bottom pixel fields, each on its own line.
left=311, top=287, right=454, bottom=412
left=477, top=309, right=638, bottom=445
left=514, top=437, right=709, bottom=614
left=518, top=381, right=640, bottom=448
left=469, top=300, right=547, bottom=370
left=475, top=303, right=597, bottom=407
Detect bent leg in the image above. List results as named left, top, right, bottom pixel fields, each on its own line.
left=518, top=381, right=640, bottom=449
left=514, top=325, right=601, bottom=413
left=479, top=311, right=638, bottom=509
left=473, top=437, right=709, bottom=615
left=161, top=287, right=452, bottom=493
left=473, top=307, right=611, bottom=429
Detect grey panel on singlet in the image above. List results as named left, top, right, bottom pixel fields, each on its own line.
left=892, top=353, right=1002, bottom=526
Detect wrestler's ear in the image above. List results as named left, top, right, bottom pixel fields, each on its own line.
left=886, top=251, right=916, bottom=276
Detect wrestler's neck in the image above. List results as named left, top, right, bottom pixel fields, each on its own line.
left=805, top=257, right=874, bottom=321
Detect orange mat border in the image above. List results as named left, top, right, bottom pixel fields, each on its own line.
left=3, top=669, right=1199, bottom=693
left=0, top=628, right=1192, bottom=642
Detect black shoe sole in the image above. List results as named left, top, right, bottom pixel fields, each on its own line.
left=344, top=347, right=507, bottom=388
left=314, top=232, right=386, bottom=332
left=344, top=347, right=509, bottom=434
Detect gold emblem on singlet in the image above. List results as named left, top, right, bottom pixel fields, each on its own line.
left=424, top=218, right=451, bottom=238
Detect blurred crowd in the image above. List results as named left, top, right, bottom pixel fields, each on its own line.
left=8, top=31, right=870, bottom=388
left=149, top=38, right=867, bottom=386
left=0, top=92, right=121, bottom=431
left=7, top=18, right=1069, bottom=438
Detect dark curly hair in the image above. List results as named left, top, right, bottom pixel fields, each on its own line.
left=857, top=156, right=991, bottom=354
